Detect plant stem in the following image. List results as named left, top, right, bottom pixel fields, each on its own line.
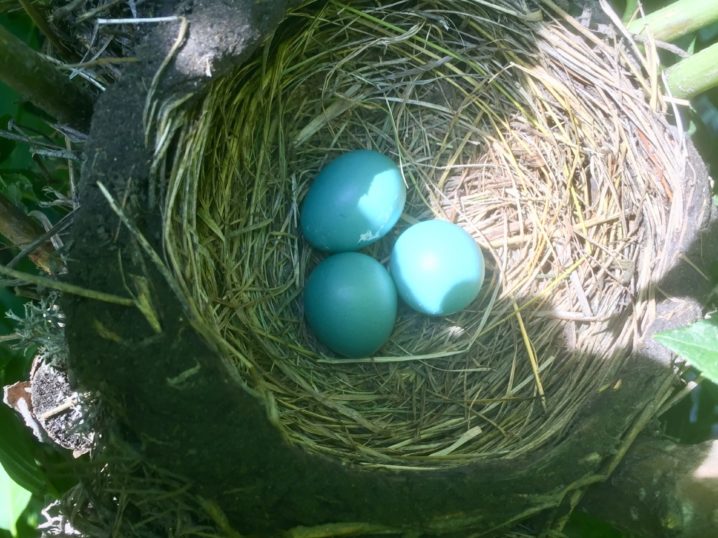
left=0, top=192, right=63, bottom=274
left=18, top=0, right=73, bottom=58
left=622, top=0, right=638, bottom=23
left=627, top=0, right=718, bottom=43
left=0, top=25, right=92, bottom=130
left=0, top=263, right=135, bottom=306
left=666, top=42, right=718, bottom=99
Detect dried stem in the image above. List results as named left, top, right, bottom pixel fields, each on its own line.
left=18, top=0, right=73, bottom=58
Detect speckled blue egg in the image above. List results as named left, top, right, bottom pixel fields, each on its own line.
left=304, top=252, right=397, bottom=357
left=300, top=150, right=406, bottom=252
left=390, top=220, right=485, bottom=316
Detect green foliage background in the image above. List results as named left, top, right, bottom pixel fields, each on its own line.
left=0, top=10, right=42, bottom=538
left=0, top=9, right=74, bottom=538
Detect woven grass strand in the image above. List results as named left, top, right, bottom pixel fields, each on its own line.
left=156, top=0, right=683, bottom=468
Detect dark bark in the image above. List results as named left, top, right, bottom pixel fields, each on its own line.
left=581, top=436, right=718, bottom=538
left=58, top=0, right=716, bottom=536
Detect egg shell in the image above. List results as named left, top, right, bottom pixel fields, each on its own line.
left=304, top=252, right=397, bottom=357
left=390, top=220, right=485, bottom=316
left=300, top=150, right=406, bottom=252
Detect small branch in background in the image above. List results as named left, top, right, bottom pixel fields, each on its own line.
left=627, top=0, right=718, bottom=43
left=0, top=264, right=135, bottom=306
left=667, top=42, right=718, bottom=100
left=0, top=25, right=92, bottom=131
left=0, top=334, right=21, bottom=342
left=0, top=192, right=64, bottom=274
left=18, top=0, right=73, bottom=59
left=580, top=435, right=718, bottom=538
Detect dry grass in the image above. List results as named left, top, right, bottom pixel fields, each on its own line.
left=3, top=0, right=145, bottom=91
left=152, top=0, right=685, bottom=468
left=42, top=451, right=223, bottom=538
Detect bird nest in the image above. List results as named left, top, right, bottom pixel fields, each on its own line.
left=156, top=0, right=685, bottom=468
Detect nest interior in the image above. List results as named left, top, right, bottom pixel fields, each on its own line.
left=155, top=0, right=685, bottom=468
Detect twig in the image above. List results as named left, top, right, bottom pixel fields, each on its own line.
left=0, top=334, right=21, bottom=342
left=38, top=394, right=78, bottom=420
left=0, top=25, right=93, bottom=130
left=18, top=0, right=73, bottom=59
left=96, top=16, right=180, bottom=25
left=0, top=192, right=63, bottom=274
left=0, top=264, right=135, bottom=307
left=6, top=210, right=74, bottom=272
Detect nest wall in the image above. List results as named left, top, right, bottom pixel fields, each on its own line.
left=156, top=0, right=685, bottom=467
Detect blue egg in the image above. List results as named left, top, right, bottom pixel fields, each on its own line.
left=300, top=150, right=406, bottom=252
left=304, top=253, right=397, bottom=357
left=390, top=220, right=485, bottom=316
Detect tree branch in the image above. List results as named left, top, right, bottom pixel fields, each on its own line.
left=0, top=192, right=63, bottom=274
left=0, top=24, right=92, bottom=131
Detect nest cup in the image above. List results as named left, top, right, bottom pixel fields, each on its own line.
left=159, top=0, right=685, bottom=468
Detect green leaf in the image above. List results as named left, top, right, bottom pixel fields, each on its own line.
left=655, top=318, right=718, bottom=385
left=0, top=406, right=45, bottom=496
left=0, top=460, right=32, bottom=535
